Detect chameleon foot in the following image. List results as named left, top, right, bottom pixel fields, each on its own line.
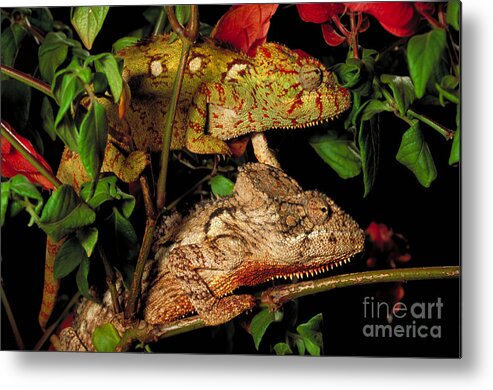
left=200, top=294, right=256, bottom=326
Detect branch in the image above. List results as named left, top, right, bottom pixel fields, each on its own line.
left=119, top=266, right=460, bottom=348
left=0, top=64, right=53, bottom=98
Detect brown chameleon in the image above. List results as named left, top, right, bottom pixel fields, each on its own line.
left=40, top=34, right=351, bottom=329
left=57, top=163, right=364, bottom=351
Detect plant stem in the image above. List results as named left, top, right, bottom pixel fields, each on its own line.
left=33, top=292, right=81, bottom=350
left=156, top=7, right=199, bottom=210
left=1, top=281, right=25, bottom=350
left=99, top=244, right=121, bottom=314
left=0, top=64, right=53, bottom=98
left=118, top=265, right=460, bottom=348
left=153, top=7, right=167, bottom=36
left=261, top=266, right=459, bottom=308
left=407, top=109, right=455, bottom=140
left=1, top=120, right=62, bottom=189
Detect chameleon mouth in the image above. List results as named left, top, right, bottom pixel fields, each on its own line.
left=272, top=114, right=342, bottom=131
left=266, top=255, right=354, bottom=282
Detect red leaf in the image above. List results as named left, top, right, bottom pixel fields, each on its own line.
left=1, top=121, right=55, bottom=190
left=296, top=3, right=345, bottom=23
left=211, top=4, right=278, bottom=56
left=321, top=23, right=346, bottom=46
left=346, top=2, right=420, bottom=37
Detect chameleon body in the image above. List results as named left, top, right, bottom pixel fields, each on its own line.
left=40, top=34, right=351, bottom=328
left=58, top=163, right=365, bottom=351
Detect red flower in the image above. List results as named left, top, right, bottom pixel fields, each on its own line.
left=1, top=121, right=55, bottom=190
left=297, top=2, right=437, bottom=46
left=211, top=4, right=279, bottom=56
left=346, top=2, right=436, bottom=37
left=296, top=3, right=346, bottom=46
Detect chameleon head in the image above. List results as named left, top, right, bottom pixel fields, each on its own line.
left=253, top=43, right=351, bottom=128
left=267, top=190, right=366, bottom=277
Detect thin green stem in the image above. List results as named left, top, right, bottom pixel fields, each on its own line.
left=156, top=5, right=199, bottom=210
left=0, top=64, right=53, bottom=98
left=1, top=281, right=25, bottom=350
left=99, top=244, right=121, bottom=314
left=153, top=7, right=167, bottom=36
left=407, top=109, right=455, bottom=140
left=1, top=120, right=62, bottom=189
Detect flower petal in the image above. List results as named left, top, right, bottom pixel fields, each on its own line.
left=212, top=4, right=278, bottom=56
left=297, top=3, right=345, bottom=24
left=1, top=122, right=55, bottom=189
left=321, top=23, right=346, bottom=46
left=346, top=2, right=420, bottom=37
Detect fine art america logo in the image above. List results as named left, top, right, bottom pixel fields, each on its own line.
left=362, top=296, right=443, bottom=339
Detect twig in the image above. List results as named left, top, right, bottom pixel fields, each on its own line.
left=1, top=281, right=25, bottom=350
left=407, top=109, right=455, bottom=140
left=261, top=266, right=460, bottom=308
left=118, top=265, right=460, bottom=349
left=156, top=5, right=200, bottom=210
left=0, top=64, right=53, bottom=98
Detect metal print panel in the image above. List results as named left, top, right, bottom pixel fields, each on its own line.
left=1, top=2, right=461, bottom=356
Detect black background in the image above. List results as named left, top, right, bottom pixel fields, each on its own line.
left=1, top=4, right=460, bottom=356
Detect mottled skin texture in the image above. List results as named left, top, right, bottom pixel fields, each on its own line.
left=58, top=163, right=364, bottom=350
left=145, top=163, right=365, bottom=326
left=107, top=35, right=351, bottom=162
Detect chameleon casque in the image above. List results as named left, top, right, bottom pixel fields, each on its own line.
left=58, top=163, right=365, bottom=351
left=41, top=34, right=352, bottom=330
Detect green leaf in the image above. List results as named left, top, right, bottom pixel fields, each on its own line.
left=71, top=6, right=109, bottom=50
left=359, top=99, right=392, bottom=122
left=358, top=118, right=380, bottom=197
left=295, top=337, right=306, bottom=356
left=112, top=37, right=140, bottom=54
left=380, top=75, right=416, bottom=115
left=1, top=22, right=27, bottom=67
left=39, top=185, right=96, bottom=241
left=92, top=54, right=123, bottom=102
left=38, top=32, right=72, bottom=83
left=175, top=5, right=191, bottom=26
left=80, top=176, right=136, bottom=218
left=78, top=100, right=108, bottom=180
left=10, top=175, right=43, bottom=203
left=54, top=237, right=89, bottom=278
left=449, top=107, right=460, bottom=165
left=102, top=207, right=139, bottom=265
left=407, top=29, right=447, bottom=99
left=92, top=323, right=121, bottom=352
left=76, top=227, right=99, bottom=257
left=273, top=342, right=293, bottom=356
left=55, top=115, right=79, bottom=152
left=1, top=181, right=11, bottom=226
left=309, top=131, right=361, bottom=179
left=446, top=0, right=460, bottom=31
left=30, top=8, right=54, bottom=32
left=396, top=121, right=437, bottom=187
left=76, top=256, right=91, bottom=299
left=250, top=308, right=281, bottom=350
left=40, top=97, right=57, bottom=140
left=436, top=75, right=459, bottom=105
left=296, top=313, right=323, bottom=356
left=210, top=175, right=235, bottom=197
left=53, top=72, right=84, bottom=128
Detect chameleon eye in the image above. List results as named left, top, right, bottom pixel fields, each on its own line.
left=300, top=64, right=323, bottom=91
left=306, top=196, right=331, bottom=225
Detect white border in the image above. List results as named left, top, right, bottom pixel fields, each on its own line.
left=2, top=1, right=492, bottom=389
